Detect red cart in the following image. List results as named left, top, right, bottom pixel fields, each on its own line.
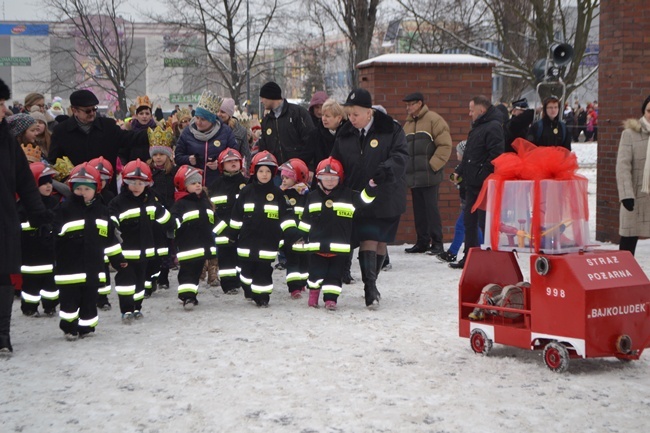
left=459, top=248, right=650, bottom=372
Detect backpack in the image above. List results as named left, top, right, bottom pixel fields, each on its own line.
left=535, top=119, right=566, bottom=144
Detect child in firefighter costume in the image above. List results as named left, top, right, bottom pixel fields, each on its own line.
left=109, top=159, right=173, bottom=323
left=208, top=148, right=247, bottom=295
left=278, top=158, right=311, bottom=299
left=53, top=163, right=126, bottom=340
left=227, top=151, right=301, bottom=307
left=295, top=157, right=376, bottom=309
left=172, top=165, right=223, bottom=309
left=18, top=162, right=61, bottom=317
left=89, top=157, right=116, bottom=311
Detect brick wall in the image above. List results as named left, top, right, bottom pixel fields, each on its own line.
left=597, top=3, right=650, bottom=243
left=357, top=55, right=495, bottom=244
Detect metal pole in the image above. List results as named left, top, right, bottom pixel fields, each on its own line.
left=246, top=0, right=250, bottom=111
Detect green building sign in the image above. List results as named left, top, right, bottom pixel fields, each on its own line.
left=0, top=57, right=31, bottom=66
left=169, top=94, right=201, bottom=104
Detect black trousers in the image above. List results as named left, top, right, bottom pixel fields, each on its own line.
left=58, top=284, right=99, bottom=336
left=463, top=186, right=486, bottom=255
left=114, top=261, right=148, bottom=314
left=217, top=245, right=240, bottom=292
left=308, top=254, right=347, bottom=302
left=177, top=258, right=204, bottom=301
left=285, top=248, right=309, bottom=293
left=619, top=236, right=638, bottom=256
left=20, top=271, right=57, bottom=315
left=411, top=185, right=443, bottom=248
left=0, top=274, right=14, bottom=350
left=239, top=259, right=273, bottom=301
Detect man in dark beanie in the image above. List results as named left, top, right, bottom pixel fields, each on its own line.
left=258, top=81, right=315, bottom=168
left=49, top=89, right=150, bottom=193
left=0, top=78, right=51, bottom=356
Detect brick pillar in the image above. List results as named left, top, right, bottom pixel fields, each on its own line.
left=597, top=3, right=650, bottom=242
left=357, top=54, right=495, bottom=244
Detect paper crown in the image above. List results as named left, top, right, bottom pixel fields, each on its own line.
left=21, top=143, right=42, bottom=163
left=176, top=108, right=191, bottom=122
left=52, top=156, right=75, bottom=181
left=197, top=90, right=222, bottom=115
left=235, top=110, right=251, bottom=129
left=148, top=125, right=174, bottom=148
left=135, top=95, right=152, bottom=109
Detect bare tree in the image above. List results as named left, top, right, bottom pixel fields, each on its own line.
left=396, top=0, right=600, bottom=100
left=42, top=0, right=144, bottom=115
left=154, top=0, right=281, bottom=105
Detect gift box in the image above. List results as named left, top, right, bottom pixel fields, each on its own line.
left=483, top=178, right=590, bottom=254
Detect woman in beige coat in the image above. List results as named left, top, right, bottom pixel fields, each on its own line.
left=616, top=95, right=650, bottom=255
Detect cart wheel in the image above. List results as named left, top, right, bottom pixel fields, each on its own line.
left=543, top=341, right=569, bottom=373
left=470, top=329, right=492, bottom=356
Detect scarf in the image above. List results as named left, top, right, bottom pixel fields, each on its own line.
left=188, top=118, right=221, bottom=142
left=640, top=116, right=650, bottom=193
left=75, top=116, right=93, bottom=134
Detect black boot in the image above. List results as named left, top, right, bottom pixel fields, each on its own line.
left=359, top=251, right=380, bottom=308
left=342, top=254, right=354, bottom=284
left=0, top=284, right=15, bottom=354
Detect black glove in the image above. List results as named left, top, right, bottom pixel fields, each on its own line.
left=372, top=164, right=394, bottom=185
left=622, top=198, right=634, bottom=212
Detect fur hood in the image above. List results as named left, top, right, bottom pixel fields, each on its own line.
left=623, top=118, right=650, bottom=134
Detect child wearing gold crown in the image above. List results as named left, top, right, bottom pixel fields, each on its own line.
left=8, top=114, right=42, bottom=162
left=147, top=125, right=178, bottom=290
left=174, top=90, right=238, bottom=186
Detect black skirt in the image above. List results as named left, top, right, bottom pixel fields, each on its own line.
left=353, top=215, right=401, bottom=244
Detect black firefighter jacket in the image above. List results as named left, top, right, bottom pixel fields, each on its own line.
left=331, top=109, right=408, bottom=219
left=171, top=192, right=221, bottom=262
left=53, top=194, right=125, bottom=288
left=208, top=172, right=248, bottom=246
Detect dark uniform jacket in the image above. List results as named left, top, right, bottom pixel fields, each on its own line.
left=48, top=116, right=148, bottom=193
left=151, top=166, right=178, bottom=211
left=171, top=192, right=220, bottom=262
left=108, top=188, right=173, bottom=261
left=18, top=194, right=60, bottom=275
left=331, top=109, right=408, bottom=219
left=0, top=120, right=49, bottom=274
left=258, top=100, right=315, bottom=165
left=53, top=194, right=124, bottom=288
left=456, top=106, right=504, bottom=189
left=208, top=172, right=248, bottom=245
left=228, top=181, right=300, bottom=261
left=295, top=183, right=376, bottom=255
left=526, top=117, right=572, bottom=151
left=504, top=109, right=534, bottom=153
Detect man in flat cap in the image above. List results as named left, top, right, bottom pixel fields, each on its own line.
left=258, top=81, right=315, bottom=167
left=49, top=89, right=150, bottom=193
left=503, top=97, right=534, bottom=152
left=402, top=91, right=452, bottom=255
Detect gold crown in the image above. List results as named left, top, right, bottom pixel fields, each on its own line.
left=176, top=108, right=191, bottom=122
left=148, top=125, right=174, bottom=148
left=135, top=95, right=152, bottom=109
left=197, top=90, right=222, bottom=115
left=52, top=156, right=74, bottom=181
left=235, top=110, right=251, bottom=129
left=21, top=143, right=42, bottom=163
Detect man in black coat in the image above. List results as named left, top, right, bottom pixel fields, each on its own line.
left=451, top=95, right=504, bottom=269
left=258, top=81, right=315, bottom=167
left=0, top=79, right=50, bottom=355
left=48, top=90, right=149, bottom=193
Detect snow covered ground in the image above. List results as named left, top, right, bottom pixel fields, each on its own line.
left=3, top=142, right=649, bottom=433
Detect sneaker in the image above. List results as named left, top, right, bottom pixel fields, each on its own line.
left=122, top=312, right=134, bottom=324
left=308, top=289, right=320, bottom=308
left=98, top=302, right=112, bottom=311
left=79, top=331, right=95, bottom=339
left=23, top=310, right=41, bottom=318
left=449, top=257, right=466, bottom=270
left=158, top=282, right=170, bottom=290
left=183, top=298, right=198, bottom=310
left=436, top=251, right=457, bottom=263
left=0, top=347, right=12, bottom=357
left=133, top=310, right=144, bottom=320
left=274, top=262, right=287, bottom=271
left=64, top=333, right=78, bottom=341
left=381, top=263, right=392, bottom=272
left=324, top=300, right=337, bottom=311
left=224, top=288, right=239, bottom=295
left=290, top=289, right=303, bottom=299
left=43, top=309, right=57, bottom=317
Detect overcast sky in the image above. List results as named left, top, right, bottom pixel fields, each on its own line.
left=1, top=0, right=166, bottom=21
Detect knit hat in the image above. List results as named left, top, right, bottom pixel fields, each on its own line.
left=30, top=111, right=47, bottom=124
left=260, top=81, right=282, bottom=100
left=148, top=125, right=174, bottom=159
left=344, top=88, right=372, bottom=109
left=642, top=95, right=650, bottom=115
left=7, top=113, right=37, bottom=137
left=185, top=172, right=202, bottom=186
left=70, top=89, right=99, bottom=107
left=220, top=98, right=236, bottom=117
left=309, top=91, right=328, bottom=109
left=195, top=90, right=222, bottom=124
left=72, top=181, right=97, bottom=191
left=281, top=168, right=297, bottom=181
left=52, top=96, right=62, bottom=104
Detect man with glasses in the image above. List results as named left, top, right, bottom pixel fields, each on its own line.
left=402, top=92, right=452, bottom=255
left=49, top=89, right=149, bottom=193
